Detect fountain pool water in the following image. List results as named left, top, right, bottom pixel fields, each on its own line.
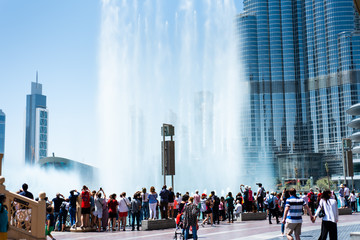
left=97, top=0, right=249, bottom=196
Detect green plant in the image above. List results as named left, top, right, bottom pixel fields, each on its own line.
left=315, top=177, right=335, bottom=190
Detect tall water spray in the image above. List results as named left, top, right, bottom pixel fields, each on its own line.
left=98, top=0, right=248, bottom=195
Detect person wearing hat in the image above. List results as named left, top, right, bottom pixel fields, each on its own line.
left=339, top=184, right=345, bottom=208
left=0, top=194, right=8, bottom=240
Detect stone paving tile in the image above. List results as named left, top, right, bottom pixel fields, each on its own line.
left=52, top=213, right=360, bottom=240
left=269, top=224, right=360, bottom=240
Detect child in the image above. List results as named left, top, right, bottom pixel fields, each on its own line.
left=46, top=207, right=56, bottom=240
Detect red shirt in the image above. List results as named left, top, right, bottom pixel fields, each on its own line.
left=108, top=199, right=118, bottom=213
left=81, top=191, right=90, bottom=208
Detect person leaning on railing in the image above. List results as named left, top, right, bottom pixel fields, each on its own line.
left=0, top=194, right=8, bottom=240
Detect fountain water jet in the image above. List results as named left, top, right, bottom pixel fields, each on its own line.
left=97, top=0, right=249, bottom=195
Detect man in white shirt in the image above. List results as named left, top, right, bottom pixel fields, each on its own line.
left=234, top=200, right=242, bottom=219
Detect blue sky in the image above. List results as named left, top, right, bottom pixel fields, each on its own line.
left=0, top=0, right=243, bottom=167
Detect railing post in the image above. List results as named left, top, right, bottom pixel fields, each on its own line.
left=32, top=192, right=46, bottom=238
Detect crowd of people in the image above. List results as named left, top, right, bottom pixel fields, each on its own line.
left=0, top=182, right=358, bottom=240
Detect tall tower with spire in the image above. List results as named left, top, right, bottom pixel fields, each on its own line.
left=25, top=72, right=48, bottom=165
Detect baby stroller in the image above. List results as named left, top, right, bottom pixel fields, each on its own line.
left=173, top=213, right=193, bottom=240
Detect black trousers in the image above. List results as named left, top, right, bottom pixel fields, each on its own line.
left=132, top=212, right=140, bottom=230
left=268, top=209, right=279, bottom=223
left=318, top=220, right=337, bottom=240
left=160, top=201, right=168, bottom=219
left=213, top=207, right=220, bottom=224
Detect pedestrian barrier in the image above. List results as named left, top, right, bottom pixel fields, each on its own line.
left=0, top=176, right=46, bottom=240
left=141, top=219, right=176, bottom=230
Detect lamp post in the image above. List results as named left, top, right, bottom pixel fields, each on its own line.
left=0, top=153, right=3, bottom=175
left=325, top=162, right=331, bottom=189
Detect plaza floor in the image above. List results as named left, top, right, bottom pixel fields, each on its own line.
left=52, top=213, right=360, bottom=240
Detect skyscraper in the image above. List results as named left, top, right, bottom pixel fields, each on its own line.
left=0, top=110, right=5, bottom=156
left=25, top=74, right=48, bottom=165
left=238, top=0, right=360, bottom=182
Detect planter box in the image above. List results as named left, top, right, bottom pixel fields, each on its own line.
left=238, top=212, right=267, bottom=221
left=141, top=219, right=176, bottom=231
left=350, top=232, right=360, bottom=240
left=339, top=207, right=352, bottom=215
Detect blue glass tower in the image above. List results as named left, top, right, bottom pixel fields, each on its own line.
left=25, top=75, right=48, bottom=165
left=238, top=0, right=360, bottom=182
left=0, top=110, right=5, bottom=156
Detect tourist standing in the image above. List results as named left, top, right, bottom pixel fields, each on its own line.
left=118, top=192, right=130, bottom=231
left=240, top=185, right=250, bottom=212
left=159, top=185, right=169, bottom=219
left=52, top=193, right=65, bottom=231
left=183, top=197, right=199, bottom=240
left=282, top=188, right=313, bottom=240
left=338, top=185, right=345, bottom=208
left=344, top=184, right=350, bottom=208
left=45, top=207, right=56, bottom=240
left=267, top=192, right=279, bottom=224
left=94, top=188, right=106, bottom=232
left=226, top=192, right=235, bottom=223
left=19, top=183, right=34, bottom=200
left=148, top=186, right=158, bottom=220
left=350, top=190, right=357, bottom=212
left=168, top=187, right=175, bottom=219
left=313, top=189, right=338, bottom=240
left=257, top=183, right=266, bottom=212
left=59, top=199, right=69, bottom=232
left=219, top=197, right=226, bottom=221
left=107, top=194, right=118, bottom=231
left=80, top=186, right=91, bottom=228
left=131, top=192, right=141, bottom=231
left=0, top=194, right=8, bottom=240
left=141, top=188, right=149, bottom=220
left=211, top=191, right=220, bottom=224
left=68, top=190, right=79, bottom=227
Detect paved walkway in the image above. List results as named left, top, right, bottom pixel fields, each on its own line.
left=52, top=213, right=360, bottom=240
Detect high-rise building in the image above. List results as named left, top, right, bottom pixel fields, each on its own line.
left=25, top=75, right=48, bottom=165
left=0, top=110, right=5, bottom=156
left=237, top=0, right=360, bottom=183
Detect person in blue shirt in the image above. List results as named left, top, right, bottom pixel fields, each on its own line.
left=46, top=207, right=56, bottom=240
left=0, top=194, right=8, bottom=240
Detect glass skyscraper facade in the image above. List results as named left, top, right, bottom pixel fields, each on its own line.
left=0, top=109, right=5, bottom=155
left=25, top=80, right=48, bottom=165
left=238, top=0, right=360, bottom=182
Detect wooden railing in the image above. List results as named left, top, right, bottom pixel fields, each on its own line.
left=0, top=176, right=46, bottom=240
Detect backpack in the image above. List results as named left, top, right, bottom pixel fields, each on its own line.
left=268, top=196, right=275, bottom=209
left=261, top=187, right=266, bottom=199
left=214, top=196, right=220, bottom=206
left=310, top=193, right=317, bottom=202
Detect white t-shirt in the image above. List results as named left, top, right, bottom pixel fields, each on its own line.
left=142, top=192, right=149, bottom=202
left=350, top=193, right=356, bottom=202
left=344, top=187, right=350, bottom=196
left=193, top=194, right=201, bottom=205
left=302, top=195, right=309, bottom=204
left=118, top=197, right=130, bottom=213
left=235, top=203, right=242, bottom=214
left=315, top=199, right=338, bottom=223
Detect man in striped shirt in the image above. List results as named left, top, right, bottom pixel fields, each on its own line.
left=282, top=188, right=313, bottom=240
